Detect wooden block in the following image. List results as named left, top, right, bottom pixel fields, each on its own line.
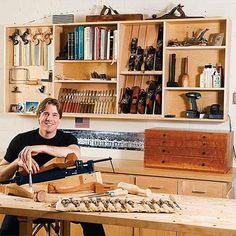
left=4, top=183, right=46, bottom=202
left=86, top=14, right=143, bottom=22
left=79, top=172, right=103, bottom=184
left=144, top=128, right=233, bottom=173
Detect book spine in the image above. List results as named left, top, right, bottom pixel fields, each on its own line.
left=90, top=27, right=94, bottom=60
left=106, top=29, right=111, bottom=60
left=94, top=26, right=101, bottom=60
left=78, top=26, right=84, bottom=60
left=113, top=29, right=118, bottom=60
left=68, top=32, right=75, bottom=60
left=84, top=27, right=90, bottom=60
left=100, top=28, right=105, bottom=60
left=74, top=27, right=80, bottom=60
left=109, top=30, right=114, bottom=60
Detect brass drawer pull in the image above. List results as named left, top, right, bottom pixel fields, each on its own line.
left=104, top=181, right=116, bottom=185
left=149, top=186, right=164, bottom=190
left=192, top=190, right=206, bottom=194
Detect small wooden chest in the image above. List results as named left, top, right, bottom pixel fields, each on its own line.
left=144, top=128, right=233, bottom=173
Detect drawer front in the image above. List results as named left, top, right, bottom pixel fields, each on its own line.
left=146, top=138, right=227, bottom=149
left=178, top=179, right=228, bottom=198
left=101, top=173, right=134, bottom=185
left=145, top=129, right=229, bottom=142
left=135, top=176, right=178, bottom=194
left=145, top=146, right=225, bottom=158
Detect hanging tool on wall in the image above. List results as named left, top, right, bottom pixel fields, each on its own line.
left=167, top=54, right=179, bottom=87
left=155, top=25, right=163, bottom=71
left=43, top=29, right=53, bottom=71
left=9, top=29, right=21, bottom=66
left=20, top=29, right=31, bottom=66
left=32, top=30, right=43, bottom=66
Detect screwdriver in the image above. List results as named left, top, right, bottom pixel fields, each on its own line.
left=28, top=156, right=33, bottom=192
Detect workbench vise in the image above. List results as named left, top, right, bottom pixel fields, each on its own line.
left=0, top=157, right=114, bottom=186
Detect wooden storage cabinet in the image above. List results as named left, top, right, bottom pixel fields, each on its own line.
left=4, top=25, right=54, bottom=112
left=54, top=23, right=118, bottom=116
left=118, top=21, right=163, bottom=118
left=144, top=128, right=233, bottom=173
left=4, top=18, right=229, bottom=122
left=163, top=19, right=228, bottom=121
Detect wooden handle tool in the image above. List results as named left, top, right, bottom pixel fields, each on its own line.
left=181, top=57, right=189, bottom=87
left=117, top=182, right=152, bottom=197
left=28, top=156, right=33, bottom=192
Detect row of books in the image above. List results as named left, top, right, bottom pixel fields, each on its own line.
left=68, top=26, right=118, bottom=60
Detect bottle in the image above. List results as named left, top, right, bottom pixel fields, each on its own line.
left=199, top=70, right=206, bottom=88
left=212, top=69, right=221, bottom=88
left=217, top=64, right=224, bottom=87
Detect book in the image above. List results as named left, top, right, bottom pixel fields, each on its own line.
left=84, top=27, right=94, bottom=60
left=78, top=26, right=84, bottom=60
left=100, top=28, right=107, bottom=60
left=74, top=26, right=80, bottom=60
left=109, top=30, right=114, bottom=61
left=113, top=29, right=118, bottom=60
left=94, top=26, right=101, bottom=60
left=106, top=29, right=111, bottom=60
left=68, top=32, right=75, bottom=60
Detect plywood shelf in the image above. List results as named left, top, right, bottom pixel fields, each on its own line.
left=165, top=46, right=226, bottom=50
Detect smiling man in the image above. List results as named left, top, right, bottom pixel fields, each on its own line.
left=0, top=97, right=105, bottom=236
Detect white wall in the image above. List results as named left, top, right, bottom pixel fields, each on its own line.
left=0, top=0, right=235, bottom=162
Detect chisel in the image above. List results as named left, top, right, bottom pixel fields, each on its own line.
left=84, top=188, right=128, bottom=198
left=28, top=157, right=33, bottom=192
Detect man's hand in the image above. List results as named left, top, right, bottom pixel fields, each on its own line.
left=17, top=144, right=80, bottom=174
left=18, top=145, right=43, bottom=173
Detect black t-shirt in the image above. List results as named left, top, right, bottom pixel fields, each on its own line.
left=4, top=129, right=78, bottom=167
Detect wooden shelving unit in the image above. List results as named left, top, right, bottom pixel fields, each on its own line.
left=4, top=18, right=230, bottom=122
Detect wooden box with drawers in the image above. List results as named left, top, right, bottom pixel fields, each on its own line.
left=144, top=128, right=233, bottom=173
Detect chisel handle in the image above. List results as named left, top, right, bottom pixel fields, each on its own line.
left=118, top=182, right=152, bottom=197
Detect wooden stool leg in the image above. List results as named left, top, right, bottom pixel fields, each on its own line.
left=60, top=220, right=71, bottom=236
left=18, top=217, right=33, bottom=236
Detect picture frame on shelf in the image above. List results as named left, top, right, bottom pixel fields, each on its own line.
left=9, top=104, right=18, bottom=112
left=25, top=101, right=39, bottom=113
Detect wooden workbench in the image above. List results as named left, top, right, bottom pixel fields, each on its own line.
left=0, top=193, right=236, bottom=236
